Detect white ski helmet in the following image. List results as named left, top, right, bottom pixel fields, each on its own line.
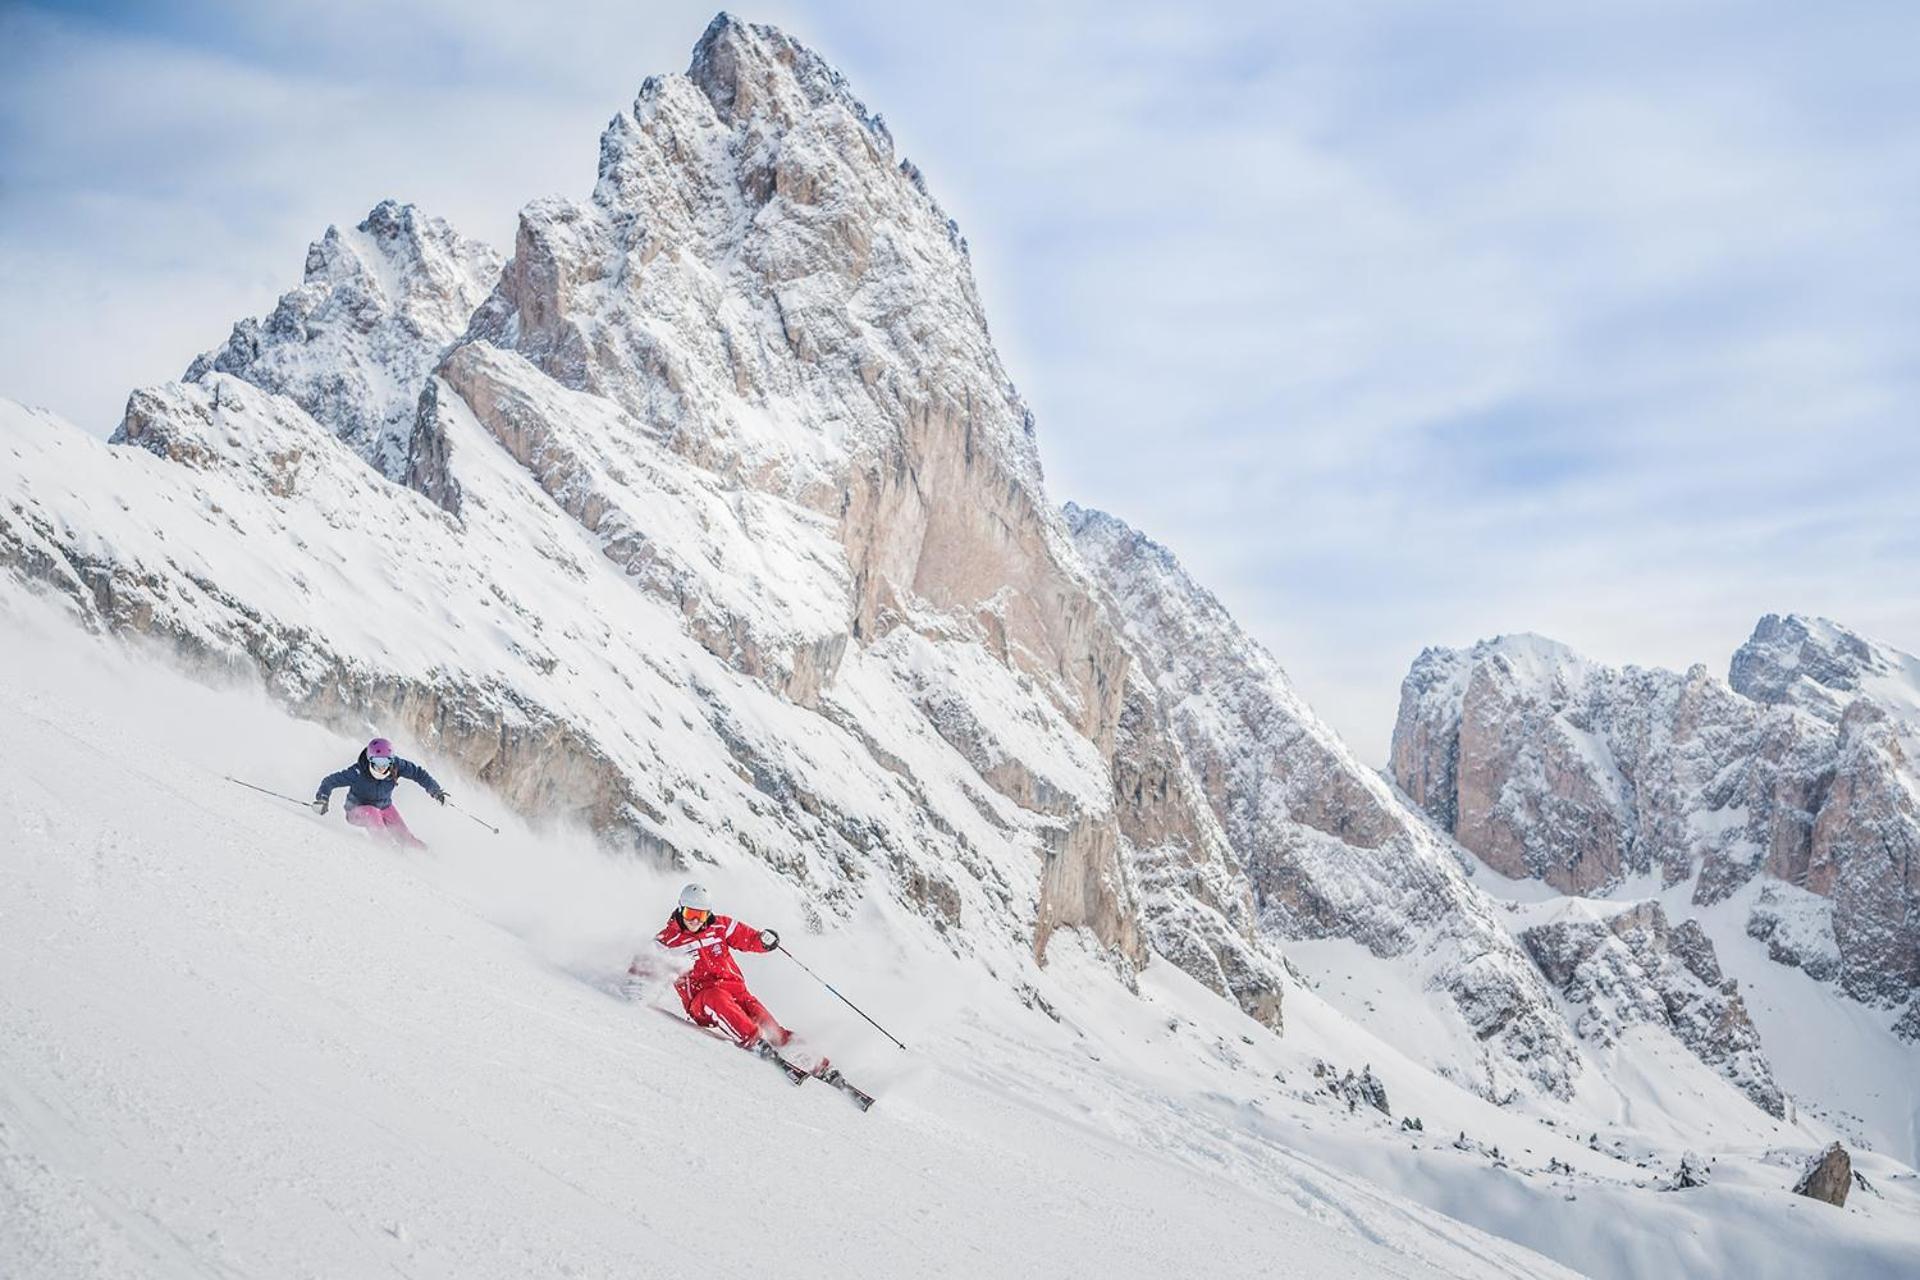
left=677, top=883, right=713, bottom=913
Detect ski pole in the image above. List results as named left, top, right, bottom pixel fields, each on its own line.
left=778, top=944, right=907, bottom=1051
left=445, top=798, right=500, bottom=835
left=227, top=776, right=313, bottom=807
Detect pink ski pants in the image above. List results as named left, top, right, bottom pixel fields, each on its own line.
left=345, top=803, right=424, bottom=848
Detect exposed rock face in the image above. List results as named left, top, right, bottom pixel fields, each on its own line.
left=1068, top=505, right=1579, bottom=1099
left=461, top=16, right=1121, bottom=749
left=1395, top=638, right=1745, bottom=895
left=176, top=200, right=501, bottom=481
left=1392, top=624, right=1920, bottom=1016
left=1110, top=661, right=1287, bottom=1028
left=1801, top=703, right=1920, bottom=1005
left=1792, top=1142, right=1852, bottom=1206
left=1731, top=614, right=1900, bottom=724
left=1520, top=901, right=1783, bottom=1116
left=1734, top=616, right=1920, bottom=1021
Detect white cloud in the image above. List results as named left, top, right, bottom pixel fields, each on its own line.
left=3, top=0, right=1916, bottom=761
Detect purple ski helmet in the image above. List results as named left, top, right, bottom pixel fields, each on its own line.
left=366, top=737, right=395, bottom=759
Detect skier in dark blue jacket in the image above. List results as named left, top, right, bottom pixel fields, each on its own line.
left=313, top=737, right=447, bottom=848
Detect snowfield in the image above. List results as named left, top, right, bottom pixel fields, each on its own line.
left=6, top=596, right=1919, bottom=1279
left=0, top=599, right=1567, bottom=1280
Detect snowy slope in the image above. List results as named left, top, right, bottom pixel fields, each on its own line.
left=0, top=596, right=1577, bottom=1280
left=8, top=584, right=1920, bottom=1278
left=5, top=12, right=1287, bottom=1016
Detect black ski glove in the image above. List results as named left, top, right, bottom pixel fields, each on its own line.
left=435, top=790, right=450, bottom=806
left=312, top=797, right=329, bottom=815
left=759, top=928, right=780, bottom=950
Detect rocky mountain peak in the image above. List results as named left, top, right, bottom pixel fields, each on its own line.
left=687, top=12, right=887, bottom=142
left=455, top=16, right=1109, bottom=749
left=484, top=12, right=990, bottom=488
left=1730, top=614, right=1884, bottom=719
left=177, top=199, right=500, bottom=480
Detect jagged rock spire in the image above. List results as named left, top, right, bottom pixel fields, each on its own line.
left=175, top=200, right=500, bottom=481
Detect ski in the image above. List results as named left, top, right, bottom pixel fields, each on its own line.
left=752, top=1039, right=810, bottom=1086
left=816, top=1065, right=876, bottom=1111
left=637, top=991, right=868, bottom=1104
left=760, top=1044, right=873, bottom=1108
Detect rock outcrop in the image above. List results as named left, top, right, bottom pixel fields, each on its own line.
left=176, top=200, right=502, bottom=481
left=1792, top=1142, right=1852, bottom=1206
left=1392, top=623, right=1920, bottom=1020
left=1520, top=901, right=1783, bottom=1116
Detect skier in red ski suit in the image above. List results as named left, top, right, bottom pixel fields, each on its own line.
left=652, top=883, right=792, bottom=1049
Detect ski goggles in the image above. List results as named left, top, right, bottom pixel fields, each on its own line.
left=680, top=907, right=712, bottom=927
left=367, top=756, right=395, bottom=775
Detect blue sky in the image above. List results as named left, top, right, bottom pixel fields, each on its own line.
left=3, top=0, right=1916, bottom=761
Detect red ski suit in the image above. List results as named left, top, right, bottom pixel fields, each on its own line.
left=654, top=912, right=792, bottom=1047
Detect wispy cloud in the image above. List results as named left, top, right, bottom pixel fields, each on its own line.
left=3, top=0, right=1916, bottom=760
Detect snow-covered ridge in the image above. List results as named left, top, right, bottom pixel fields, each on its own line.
left=1066, top=503, right=1580, bottom=1102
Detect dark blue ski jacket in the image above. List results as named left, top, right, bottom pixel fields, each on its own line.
left=315, top=751, right=444, bottom=810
